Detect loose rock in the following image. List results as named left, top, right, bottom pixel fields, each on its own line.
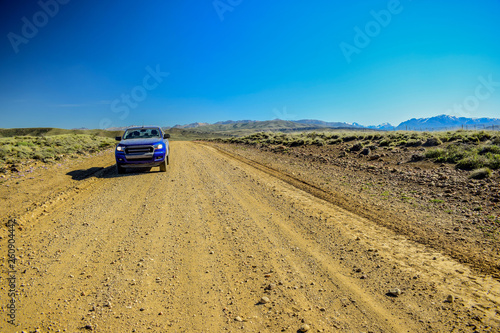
left=298, top=324, right=310, bottom=332
left=388, top=288, right=401, bottom=297
left=259, top=296, right=270, bottom=304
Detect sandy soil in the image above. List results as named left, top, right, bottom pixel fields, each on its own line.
left=1, top=142, right=499, bottom=332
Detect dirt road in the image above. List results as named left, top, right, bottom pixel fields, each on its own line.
left=1, top=142, right=499, bottom=332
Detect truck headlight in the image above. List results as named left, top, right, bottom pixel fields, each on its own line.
left=116, top=145, right=125, bottom=151
left=154, top=143, right=163, bottom=150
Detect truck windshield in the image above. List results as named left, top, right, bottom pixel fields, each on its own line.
left=123, top=128, right=161, bottom=139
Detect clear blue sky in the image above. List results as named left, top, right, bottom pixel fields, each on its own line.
left=1, top=0, right=499, bottom=129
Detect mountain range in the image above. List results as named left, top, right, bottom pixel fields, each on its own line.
left=105, top=115, right=500, bottom=133
left=164, top=115, right=500, bottom=132
left=395, top=115, right=500, bottom=130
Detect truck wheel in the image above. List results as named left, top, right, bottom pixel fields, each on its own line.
left=116, top=164, right=125, bottom=174
left=166, top=154, right=170, bottom=165
left=159, top=159, right=167, bottom=172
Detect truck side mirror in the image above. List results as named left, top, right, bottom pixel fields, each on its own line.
left=164, top=134, right=170, bottom=139
left=115, top=136, right=121, bottom=141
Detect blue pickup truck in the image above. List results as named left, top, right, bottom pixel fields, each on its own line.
left=114, top=126, right=170, bottom=174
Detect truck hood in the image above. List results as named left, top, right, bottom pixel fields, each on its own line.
left=119, top=138, right=163, bottom=146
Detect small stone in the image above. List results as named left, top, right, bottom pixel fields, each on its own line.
left=259, top=296, right=270, bottom=304
left=388, top=288, right=401, bottom=297
left=360, top=147, right=371, bottom=156
left=298, top=324, right=310, bottom=332
left=445, top=294, right=454, bottom=303
left=235, top=316, right=243, bottom=322
left=265, top=283, right=276, bottom=290
left=83, top=324, right=92, bottom=330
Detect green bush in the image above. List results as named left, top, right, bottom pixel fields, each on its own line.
left=379, top=139, right=390, bottom=147
left=406, top=139, right=422, bottom=147
left=479, top=145, right=500, bottom=155
left=472, top=131, right=492, bottom=142
left=327, top=138, right=342, bottom=145
left=486, top=154, right=500, bottom=169
left=469, top=168, right=492, bottom=179
left=456, top=155, right=486, bottom=170
left=425, top=148, right=445, bottom=159
left=423, top=137, right=442, bottom=146
left=343, top=135, right=357, bottom=142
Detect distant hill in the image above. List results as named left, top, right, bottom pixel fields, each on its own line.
left=0, top=127, right=122, bottom=138
left=104, top=115, right=500, bottom=135
left=186, top=119, right=336, bottom=136
left=171, top=122, right=210, bottom=129
left=367, top=123, right=395, bottom=130
left=213, top=120, right=256, bottom=125
left=396, top=115, right=500, bottom=130
left=294, top=119, right=362, bottom=128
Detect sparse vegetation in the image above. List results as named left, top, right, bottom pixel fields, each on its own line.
left=469, top=168, right=492, bottom=180
left=211, top=129, right=500, bottom=171
left=0, top=134, right=116, bottom=165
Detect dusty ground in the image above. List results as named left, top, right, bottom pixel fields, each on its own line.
left=0, top=141, right=499, bottom=332
left=208, top=142, right=500, bottom=276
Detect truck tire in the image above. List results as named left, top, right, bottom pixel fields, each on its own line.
left=159, top=159, right=167, bottom=172
left=116, top=164, right=125, bottom=174
left=166, top=154, right=170, bottom=165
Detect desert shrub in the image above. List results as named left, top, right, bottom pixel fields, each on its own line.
left=396, top=140, right=407, bottom=146
left=456, top=155, right=486, bottom=170
left=406, top=139, right=422, bottom=147
left=423, top=137, right=442, bottom=146
left=350, top=142, right=364, bottom=152
left=379, top=139, right=390, bottom=147
left=449, top=132, right=464, bottom=142
left=326, top=138, right=342, bottom=145
left=426, top=144, right=469, bottom=163
left=12, top=145, right=32, bottom=158
left=0, top=144, right=14, bottom=158
left=425, top=148, right=445, bottom=159
left=289, top=139, right=306, bottom=147
left=16, top=140, right=35, bottom=147
left=33, top=151, right=53, bottom=161
left=469, top=168, right=492, bottom=179
left=343, top=135, right=357, bottom=142
left=486, top=154, right=500, bottom=169
left=312, top=138, right=325, bottom=146
left=479, top=145, right=500, bottom=155
left=472, top=131, right=492, bottom=142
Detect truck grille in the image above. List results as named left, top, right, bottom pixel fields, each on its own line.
left=125, top=145, right=154, bottom=154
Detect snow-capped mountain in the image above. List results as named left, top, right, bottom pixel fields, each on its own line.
left=396, top=115, right=500, bottom=130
